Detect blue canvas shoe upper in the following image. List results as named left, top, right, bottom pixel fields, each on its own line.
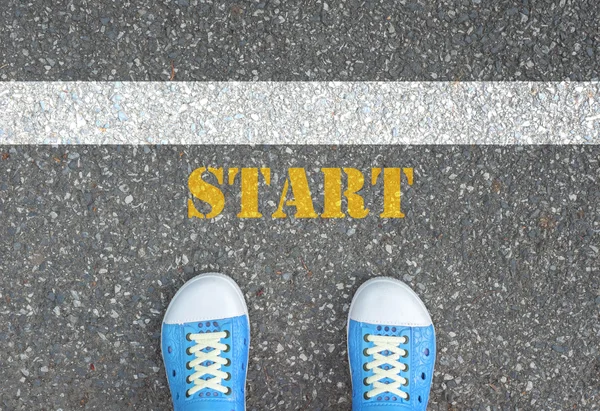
left=161, top=273, right=250, bottom=411
left=348, top=277, right=436, bottom=410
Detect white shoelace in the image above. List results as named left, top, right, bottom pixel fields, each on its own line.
left=363, top=334, right=409, bottom=400
left=186, top=331, right=231, bottom=397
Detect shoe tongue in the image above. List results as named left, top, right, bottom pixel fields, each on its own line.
left=373, top=326, right=410, bottom=337
left=380, top=376, right=396, bottom=385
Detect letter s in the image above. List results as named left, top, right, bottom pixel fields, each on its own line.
left=188, top=167, right=225, bottom=219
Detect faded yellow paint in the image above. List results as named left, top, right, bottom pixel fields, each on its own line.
left=272, top=168, right=319, bottom=218
left=372, top=167, right=414, bottom=218
left=321, top=168, right=369, bottom=218
left=403, top=167, right=414, bottom=185
left=344, top=168, right=370, bottom=218
left=321, top=168, right=345, bottom=218
left=229, top=168, right=271, bottom=218
left=187, top=166, right=414, bottom=219
left=187, top=167, right=225, bottom=219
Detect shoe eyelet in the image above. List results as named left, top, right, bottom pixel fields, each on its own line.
left=225, top=372, right=231, bottom=381
left=224, top=330, right=230, bottom=338
left=186, top=347, right=192, bottom=355
left=225, top=358, right=231, bottom=366
left=403, top=336, right=409, bottom=344
left=364, top=392, right=371, bottom=400
left=185, top=391, right=191, bottom=398
left=363, top=348, right=369, bottom=357
left=403, top=364, right=409, bottom=372
left=363, top=377, right=369, bottom=386
left=401, top=350, right=409, bottom=358
left=363, top=334, right=370, bottom=342
left=405, top=393, right=410, bottom=401
left=363, top=363, right=370, bottom=371
left=185, top=333, right=192, bottom=341
left=224, top=344, right=231, bottom=353
left=225, top=387, right=232, bottom=395
left=186, top=375, right=192, bottom=384
left=403, top=378, right=409, bottom=386
left=186, top=362, right=192, bottom=370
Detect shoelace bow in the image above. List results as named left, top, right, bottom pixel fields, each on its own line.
left=363, top=334, right=409, bottom=400
left=185, top=331, right=231, bottom=397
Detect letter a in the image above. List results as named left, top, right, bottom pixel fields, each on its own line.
left=272, top=168, right=318, bottom=218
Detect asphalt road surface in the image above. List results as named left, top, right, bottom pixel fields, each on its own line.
left=0, top=145, right=598, bottom=410
left=2, top=0, right=599, bottom=80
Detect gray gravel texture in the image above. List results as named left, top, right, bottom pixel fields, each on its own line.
left=1, top=82, right=599, bottom=144
left=0, top=145, right=599, bottom=410
left=1, top=0, right=599, bottom=81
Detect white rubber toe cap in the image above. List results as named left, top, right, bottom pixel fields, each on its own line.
left=163, top=273, right=248, bottom=324
left=348, top=277, right=432, bottom=327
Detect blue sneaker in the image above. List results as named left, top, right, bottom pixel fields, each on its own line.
left=347, top=277, right=436, bottom=410
left=161, top=273, right=250, bottom=411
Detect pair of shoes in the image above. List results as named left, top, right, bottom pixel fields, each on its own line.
left=161, top=273, right=436, bottom=410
